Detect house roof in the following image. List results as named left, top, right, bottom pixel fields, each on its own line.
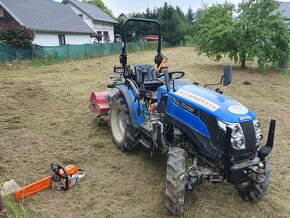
left=279, top=2, right=290, bottom=19
left=63, top=0, right=118, bottom=24
left=0, top=0, right=93, bottom=34
left=119, top=13, right=131, bottom=18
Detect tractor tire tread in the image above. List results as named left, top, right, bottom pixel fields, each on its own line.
left=236, top=161, right=271, bottom=203
left=110, top=95, right=140, bottom=151
left=165, top=147, right=185, bottom=216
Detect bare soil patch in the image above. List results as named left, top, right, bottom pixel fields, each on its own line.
left=1, top=47, right=290, bottom=217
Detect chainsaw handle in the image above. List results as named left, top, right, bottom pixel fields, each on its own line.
left=57, top=164, right=68, bottom=191
left=51, top=163, right=69, bottom=191
left=51, top=163, right=58, bottom=173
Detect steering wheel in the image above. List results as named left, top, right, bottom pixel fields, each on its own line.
left=158, top=71, right=185, bottom=80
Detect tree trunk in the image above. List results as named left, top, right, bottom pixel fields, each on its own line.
left=241, top=59, right=246, bottom=69
left=240, top=52, right=246, bottom=69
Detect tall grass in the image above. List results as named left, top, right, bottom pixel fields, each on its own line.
left=2, top=195, right=31, bottom=218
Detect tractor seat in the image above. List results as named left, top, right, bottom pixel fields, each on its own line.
left=134, top=64, right=163, bottom=88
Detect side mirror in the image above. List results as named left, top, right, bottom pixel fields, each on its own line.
left=223, top=65, right=232, bottom=86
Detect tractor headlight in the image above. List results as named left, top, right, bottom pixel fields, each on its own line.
left=229, top=124, right=246, bottom=150
left=254, top=121, right=260, bottom=130
left=233, top=138, right=245, bottom=150
left=232, top=125, right=239, bottom=134
left=256, top=134, right=263, bottom=144
left=218, top=120, right=246, bottom=150
left=253, top=120, right=263, bottom=146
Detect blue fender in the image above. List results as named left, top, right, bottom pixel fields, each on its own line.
left=109, top=85, right=145, bottom=129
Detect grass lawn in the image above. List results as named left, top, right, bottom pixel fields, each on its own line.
left=1, top=47, right=290, bottom=217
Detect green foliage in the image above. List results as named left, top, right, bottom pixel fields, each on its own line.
left=0, top=23, right=35, bottom=46
left=282, top=69, right=290, bottom=77
left=114, top=17, right=124, bottom=36
left=184, top=35, right=195, bottom=46
left=186, top=7, right=194, bottom=23
left=83, top=0, right=113, bottom=16
left=115, top=3, right=196, bottom=46
left=31, top=58, right=58, bottom=67
left=159, top=3, right=183, bottom=45
left=195, top=0, right=289, bottom=72
left=195, top=3, right=235, bottom=60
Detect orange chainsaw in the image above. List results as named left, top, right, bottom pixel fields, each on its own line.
left=15, top=163, right=85, bottom=200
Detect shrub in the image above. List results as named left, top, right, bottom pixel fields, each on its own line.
left=0, top=23, right=35, bottom=46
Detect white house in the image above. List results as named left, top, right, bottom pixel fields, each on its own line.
left=118, top=13, right=132, bottom=20
left=0, top=0, right=93, bottom=46
left=278, top=2, right=290, bottom=32
left=62, top=0, right=118, bottom=43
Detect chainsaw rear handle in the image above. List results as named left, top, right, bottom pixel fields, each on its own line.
left=51, top=163, right=68, bottom=191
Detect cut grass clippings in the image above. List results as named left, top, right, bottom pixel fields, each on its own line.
left=1, top=47, right=290, bottom=217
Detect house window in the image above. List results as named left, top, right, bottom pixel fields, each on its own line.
left=58, top=35, right=66, bottom=45
left=104, top=31, right=110, bottom=43
left=0, top=7, right=4, bottom=18
left=97, top=31, right=102, bottom=42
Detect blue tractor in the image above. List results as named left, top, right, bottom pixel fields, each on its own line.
left=90, top=18, right=276, bottom=215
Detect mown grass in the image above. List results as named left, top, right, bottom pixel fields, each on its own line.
left=1, top=47, right=290, bottom=217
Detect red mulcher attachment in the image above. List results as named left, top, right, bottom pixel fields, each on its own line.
left=89, top=92, right=110, bottom=117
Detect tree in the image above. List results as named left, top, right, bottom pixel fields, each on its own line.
left=0, top=23, right=35, bottom=46
left=232, top=0, right=289, bottom=70
left=114, top=2, right=195, bottom=46
left=157, top=3, right=186, bottom=45
left=83, top=0, right=113, bottom=17
left=186, top=7, right=194, bottom=23
left=195, top=3, right=235, bottom=60
left=195, top=0, right=289, bottom=71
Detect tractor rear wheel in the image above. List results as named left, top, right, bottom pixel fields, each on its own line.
left=165, top=147, right=186, bottom=215
left=110, top=95, right=140, bottom=151
left=236, top=161, right=271, bottom=202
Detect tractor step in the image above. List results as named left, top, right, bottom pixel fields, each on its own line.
left=140, top=122, right=151, bottom=138
left=139, top=137, right=151, bottom=149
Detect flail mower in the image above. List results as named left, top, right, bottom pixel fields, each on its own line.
left=89, top=18, right=276, bottom=215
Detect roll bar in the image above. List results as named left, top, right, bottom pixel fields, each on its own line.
left=120, top=18, right=162, bottom=68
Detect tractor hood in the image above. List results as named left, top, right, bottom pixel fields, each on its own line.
left=167, top=84, right=256, bottom=123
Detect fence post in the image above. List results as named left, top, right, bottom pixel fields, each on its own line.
left=85, top=43, right=88, bottom=57
left=67, top=44, right=70, bottom=59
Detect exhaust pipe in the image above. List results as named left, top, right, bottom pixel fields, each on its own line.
left=258, top=119, right=276, bottom=161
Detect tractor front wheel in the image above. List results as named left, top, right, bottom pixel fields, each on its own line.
left=165, top=147, right=186, bottom=215
left=110, top=95, right=140, bottom=151
left=236, top=161, right=271, bottom=202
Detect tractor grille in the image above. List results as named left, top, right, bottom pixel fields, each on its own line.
left=199, top=111, right=257, bottom=156
left=199, top=111, right=226, bottom=151
left=240, top=121, right=256, bottom=152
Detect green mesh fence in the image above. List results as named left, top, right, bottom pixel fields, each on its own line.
left=0, top=42, right=168, bottom=62
left=0, top=43, right=33, bottom=61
